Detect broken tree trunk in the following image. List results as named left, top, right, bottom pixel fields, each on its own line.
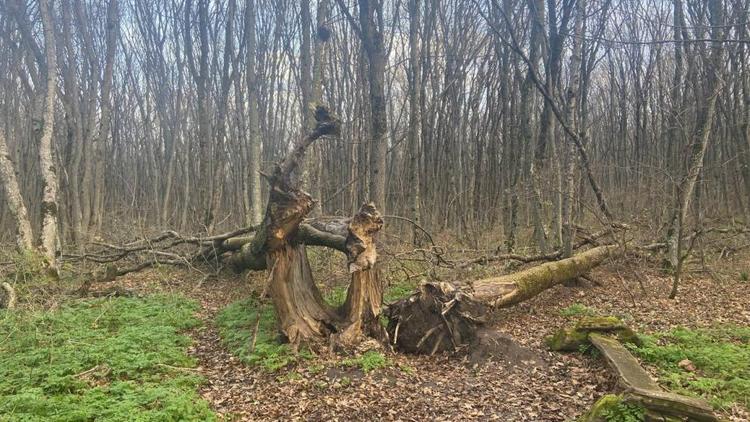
left=222, top=106, right=621, bottom=352
left=386, top=245, right=621, bottom=354
left=231, top=106, right=387, bottom=348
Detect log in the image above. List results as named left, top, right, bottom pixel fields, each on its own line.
left=472, top=244, right=619, bottom=307
left=589, top=333, right=717, bottom=421
left=386, top=245, right=622, bottom=354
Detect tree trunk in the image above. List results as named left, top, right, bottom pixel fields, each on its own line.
left=229, top=107, right=387, bottom=348
left=0, top=130, right=34, bottom=251
left=359, top=0, right=388, bottom=212
left=38, top=0, right=60, bottom=272
left=245, top=0, right=263, bottom=226
left=407, top=0, right=421, bottom=244
left=666, top=0, right=724, bottom=298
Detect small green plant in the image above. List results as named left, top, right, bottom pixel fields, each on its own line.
left=0, top=295, right=215, bottom=421
left=276, top=371, right=302, bottom=383
left=599, top=400, right=645, bottom=422
left=580, top=395, right=645, bottom=422
left=384, top=280, right=418, bottom=303
left=324, top=286, right=348, bottom=308
left=216, top=298, right=311, bottom=372
left=740, top=271, right=749, bottom=282
left=633, top=326, right=750, bottom=410
left=307, top=364, right=325, bottom=374
left=398, top=364, right=415, bottom=375
left=559, top=303, right=597, bottom=317
left=341, top=350, right=388, bottom=373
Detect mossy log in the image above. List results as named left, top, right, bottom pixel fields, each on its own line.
left=546, top=316, right=641, bottom=352
left=387, top=245, right=622, bottom=354
left=589, top=333, right=717, bottom=422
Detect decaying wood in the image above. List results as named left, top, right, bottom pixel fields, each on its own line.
left=336, top=203, right=387, bottom=344
left=386, top=245, right=622, bottom=354
left=589, top=333, right=717, bottom=421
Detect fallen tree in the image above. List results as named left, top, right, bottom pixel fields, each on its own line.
left=384, top=245, right=622, bottom=354
left=60, top=106, right=626, bottom=353
left=209, top=106, right=626, bottom=353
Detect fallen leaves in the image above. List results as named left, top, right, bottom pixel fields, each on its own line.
left=103, top=250, right=750, bottom=421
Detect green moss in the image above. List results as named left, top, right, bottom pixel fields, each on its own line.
left=632, top=326, right=750, bottom=410
left=579, top=394, right=645, bottom=422
left=0, top=295, right=215, bottom=421
left=546, top=327, right=590, bottom=351
left=215, top=298, right=311, bottom=372
left=547, top=316, right=640, bottom=351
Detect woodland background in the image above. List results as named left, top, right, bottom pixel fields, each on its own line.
left=1, top=0, right=748, bottom=256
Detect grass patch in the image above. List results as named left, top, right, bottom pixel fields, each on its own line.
left=384, top=280, right=417, bottom=303
left=341, top=350, right=389, bottom=373
left=324, top=279, right=417, bottom=309
left=559, top=303, right=597, bottom=318
left=580, top=394, right=645, bottom=422
left=0, top=295, right=214, bottom=421
left=632, top=325, right=750, bottom=410
left=324, top=286, right=348, bottom=308
left=215, top=298, right=311, bottom=372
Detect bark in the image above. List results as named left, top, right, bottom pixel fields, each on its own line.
left=38, top=0, right=60, bottom=272
left=0, top=130, right=34, bottom=251
left=407, top=0, right=421, bottom=244
left=386, top=245, right=621, bottom=354
left=245, top=0, right=263, bottom=226
left=91, top=0, right=119, bottom=235
left=666, top=0, right=725, bottom=298
left=561, top=0, right=585, bottom=258
left=358, top=0, right=388, bottom=212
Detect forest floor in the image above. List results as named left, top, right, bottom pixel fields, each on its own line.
left=72, top=246, right=750, bottom=422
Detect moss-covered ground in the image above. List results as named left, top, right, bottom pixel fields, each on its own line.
left=0, top=295, right=215, bottom=421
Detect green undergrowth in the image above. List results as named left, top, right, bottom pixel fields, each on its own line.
left=341, top=350, right=389, bottom=373
left=579, top=394, right=645, bottom=422
left=0, top=295, right=214, bottom=421
left=559, top=303, right=597, bottom=318
left=324, top=279, right=418, bottom=309
left=218, top=280, right=414, bottom=373
left=215, top=297, right=312, bottom=372
left=631, top=325, right=750, bottom=410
